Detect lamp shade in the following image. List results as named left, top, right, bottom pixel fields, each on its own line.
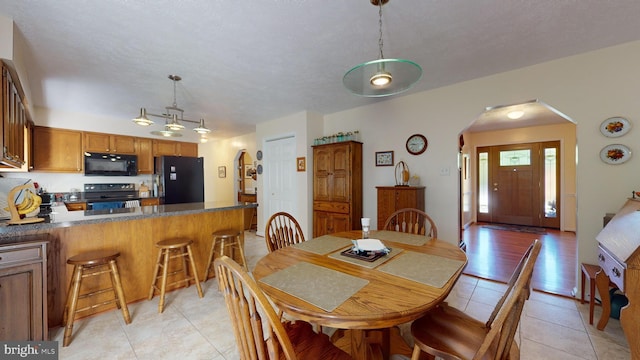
left=193, top=119, right=211, bottom=134
left=343, top=58, right=422, bottom=97
left=132, top=108, right=154, bottom=126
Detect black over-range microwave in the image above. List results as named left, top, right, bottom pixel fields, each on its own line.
left=84, top=153, right=138, bottom=176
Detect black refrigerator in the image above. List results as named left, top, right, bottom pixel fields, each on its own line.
left=155, top=156, right=204, bottom=204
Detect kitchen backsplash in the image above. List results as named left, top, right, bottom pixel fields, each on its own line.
left=0, top=172, right=154, bottom=193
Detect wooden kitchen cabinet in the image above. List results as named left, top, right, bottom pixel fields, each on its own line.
left=84, top=132, right=136, bottom=154
left=153, top=140, right=198, bottom=157
left=136, top=137, right=154, bottom=174
left=313, top=211, right=350, bottom=237
left=376, top=186, right=425, bottom=229
left=312, top=141, right=362, bottom=237
left=1, top=62, right=29, bottom=168
left=64, top=202, right=87, bottom=211
left=32, top=126, right=83, bottom=172
left=178, top=142, right=198, bottom=157
left=0, top=240, right=48, bottom=341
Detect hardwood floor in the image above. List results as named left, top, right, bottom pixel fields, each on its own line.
left=462, top=223, right=577, bottom=297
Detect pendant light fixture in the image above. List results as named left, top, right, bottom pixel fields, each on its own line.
left=343, top=0, right=422, bottom=97
left=133, top=75, right=212, bottom=138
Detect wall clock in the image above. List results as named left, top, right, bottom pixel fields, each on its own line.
left=406, top=134, right=428, bottom=155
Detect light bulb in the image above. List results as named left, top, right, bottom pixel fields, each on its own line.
left=370, top=72, right=392, bottom=87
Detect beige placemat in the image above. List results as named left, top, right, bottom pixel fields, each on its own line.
left=259, top=262, right=368, bottom=312
left=377, top=251, right=465, bottom=288
left=328, top=248, right=403, bottom=269
left=292, top=235, right=352, bottom=255
left=374, top=230, right=429, bottom=246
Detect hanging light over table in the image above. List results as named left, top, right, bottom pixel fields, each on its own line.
left=132, top=75, right=212, bottom=137
left=343, top=0, right=422, bottom=97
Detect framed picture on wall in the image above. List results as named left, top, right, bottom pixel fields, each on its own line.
left=245, top=165, right=254, bottom=178
left=218, top=166, right=226, bottom=178
left=297, top=157, right=306, bottom=172
left=375, top=151, right=394, bottom=166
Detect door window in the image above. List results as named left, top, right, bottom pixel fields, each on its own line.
left=544, top=147, right=557, bottom=218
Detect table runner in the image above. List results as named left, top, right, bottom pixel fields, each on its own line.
left=374, top=230, right=429, bottom=246
left=328, top=248, right=403, bottom=269
left=377, top=251, right=465, bottom=288
left=292, top=235, right=352, bottom=255
left=259, top=262, right=368, bottom=312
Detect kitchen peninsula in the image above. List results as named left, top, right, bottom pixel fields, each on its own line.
left=0, top=201, right=257, bottom=328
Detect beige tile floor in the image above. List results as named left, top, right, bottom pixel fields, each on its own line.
left=52, top=231, right=631, bottom=359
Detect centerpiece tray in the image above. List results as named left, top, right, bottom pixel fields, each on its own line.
left=340, top=248, right=389, bottom=262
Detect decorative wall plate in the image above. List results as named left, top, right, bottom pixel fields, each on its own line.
left=600, top=144, right=631, bottom=164
left=257, top=164, right=263, bottom=174
left=256, top=150, right=263, bottom=160
left=600, top=117, right=631, bottom=137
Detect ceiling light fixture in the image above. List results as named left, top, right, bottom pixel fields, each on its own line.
left=343, top=0, right=422, bottom=97
left=507, top=110, right=524, bottom=119
left=133, top=75, right=212, bottom=137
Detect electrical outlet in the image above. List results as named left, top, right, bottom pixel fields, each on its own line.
left=440, top=166, right=450, bottom=176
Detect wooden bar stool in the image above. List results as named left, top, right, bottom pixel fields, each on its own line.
left=204, top=230, right=246, bottom=281
left=581, top=263, right=618, bottom=325
left=62, top=250, right=131, bottom=347
left=148, top=238, right=203, bottom=313
left=249, top=207, right=258, bottom=231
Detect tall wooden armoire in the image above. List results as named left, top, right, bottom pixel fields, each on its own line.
left=312, top=141, right=362, bottom=237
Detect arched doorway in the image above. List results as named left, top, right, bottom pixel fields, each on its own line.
left=458, top=99, right=577, bottom=296
left=235, top=149, right=257, bottom=230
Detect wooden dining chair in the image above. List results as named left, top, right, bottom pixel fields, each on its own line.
left=410, top=239, right=541, bottom=360
left=265, top=212, right=305, bottom=252
left=383, top=208, right=438, bottom=238
left=214, top=256, right=352, bottom=360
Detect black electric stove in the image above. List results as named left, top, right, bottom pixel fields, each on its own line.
left=84, top=183, right=140, bottom=210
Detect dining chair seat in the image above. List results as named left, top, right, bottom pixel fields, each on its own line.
left=214, top=256, right=352, bottom=360
left=383, top=208, right=437, bottom=238
left=410, top=239, right=541, bottom=360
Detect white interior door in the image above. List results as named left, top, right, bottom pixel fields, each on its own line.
left=264, top=136, right=296, bottom=218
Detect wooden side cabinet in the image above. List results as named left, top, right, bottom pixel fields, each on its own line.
left=0, top=240, right=48, bottom=341
left=312, top=141, right=362, bottom=237
left=376, top=186, right=425, bottom=229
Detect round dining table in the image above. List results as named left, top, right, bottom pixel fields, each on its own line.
left=252, top=230, right=467, bottom=359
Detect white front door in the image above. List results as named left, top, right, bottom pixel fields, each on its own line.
left=264, top=136, right=297, bottom=218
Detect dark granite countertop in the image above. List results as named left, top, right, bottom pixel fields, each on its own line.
left=0, top=201, right=257, bottom=238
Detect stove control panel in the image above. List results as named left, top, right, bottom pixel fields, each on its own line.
left=84, top=183, right=136, bottom=192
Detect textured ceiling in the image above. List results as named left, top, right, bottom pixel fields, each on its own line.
left=1, top=0, right=640, bottom=142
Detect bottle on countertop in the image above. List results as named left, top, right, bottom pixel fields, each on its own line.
left=139, top=182, right=150, bottom=198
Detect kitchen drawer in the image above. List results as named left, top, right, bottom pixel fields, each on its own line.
left=313, top=201, right=350, bottom=214
left=598, top=245, right=625, bottom=291
left=0, top=245, right=43, bottom=268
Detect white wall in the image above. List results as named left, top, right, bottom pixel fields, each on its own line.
left=0, top=14, right=12, bottom=60
left=1, top=15, right=33, bottom=115
left=255, top=111, right=321, bottom=238
left=198, top=133, right=256, bottom=203
left=5, top=22, right=640, bottom=291
left=324, top=40, right=640, bottom=282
